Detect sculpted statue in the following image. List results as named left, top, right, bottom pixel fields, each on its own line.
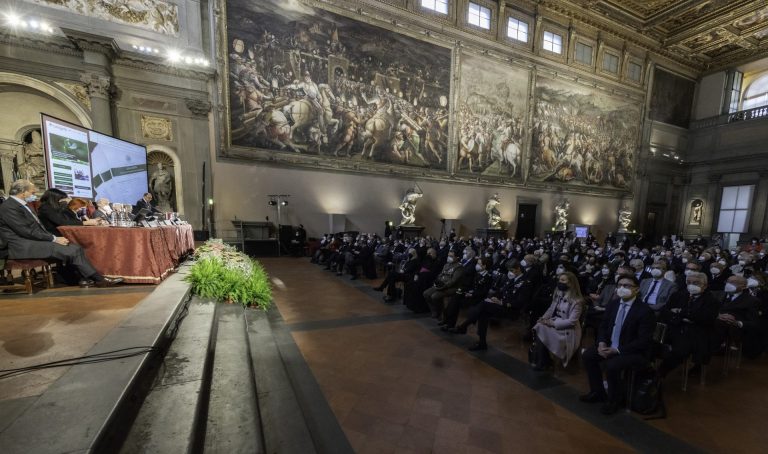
left=618, top=205, right=632, bottom=233
left=554, top=199, right=570, bottom=232
left=689, top=199, right=703, bottom=225
left=149, top=162, right=174, bottom=212
left=398, top=184, right=423, bottom=226
left=485, top=193, right=502, bottom=228
left=19, top=130, right=46, bottom=188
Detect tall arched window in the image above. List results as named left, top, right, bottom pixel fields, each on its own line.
left=742, top=73, right=768, bottom=110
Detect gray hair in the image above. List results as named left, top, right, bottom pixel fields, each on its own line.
left=97, top=198, right=110, bottom=207
left=9, top=179, right=33, bottom=196
left=686, top=271, right=708, bottom=286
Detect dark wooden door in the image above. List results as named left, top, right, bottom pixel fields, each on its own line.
left=516, top=204, right=537, bottom=239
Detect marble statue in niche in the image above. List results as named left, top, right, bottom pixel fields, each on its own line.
left=147, top=152, right=177, bottom=212
left=689, top=199, right=703, bottom=225
left=19, top=130, right=47, bottom=189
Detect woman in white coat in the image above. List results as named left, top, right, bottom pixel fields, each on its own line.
left=532, top=271, right=584, bottom=370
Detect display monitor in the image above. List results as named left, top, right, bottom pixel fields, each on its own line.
left=41, top=114, right=148, bottom=204
left=574, top=225, right=589, bottom=238
left=89, top=131, right=148, bottom=205
left=41, top=115, right=93, bottom=198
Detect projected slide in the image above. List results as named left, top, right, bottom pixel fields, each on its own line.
left=90, top=132, right=148, bottom=205
left=42, top=116, right=92, bottom=198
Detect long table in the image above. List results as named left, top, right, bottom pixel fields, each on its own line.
left=58, top=224, right=195, bottom=284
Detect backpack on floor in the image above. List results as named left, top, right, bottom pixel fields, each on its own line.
left=630, top=371, right=666, bottom=419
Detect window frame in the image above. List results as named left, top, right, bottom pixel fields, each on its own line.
left=542, top=31, right=563, bottom=55
left=502, top=9, right=534, bottom=51
left=717, top=185, right=755, bottom=233
left=625, top=56, right=644, bottom=85
left=506, top=16, right=529, bottom=43
left=572, top=38, right=596, bottom=69
left=467, top=2, right=492, bottom=30
left=420, top=0, right=449, bottom=15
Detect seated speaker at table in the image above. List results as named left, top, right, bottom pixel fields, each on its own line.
left=0, top=179, right=123, bottom=288
left=133, top=192, right=162, bottom=215
left=38, top=189, right=106, bottom=235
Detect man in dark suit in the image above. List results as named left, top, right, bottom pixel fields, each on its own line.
left=712, top=275, right=760, bottom=352
left=639, top=261, right=677, bottom=312
left=580, top=275, right=656, bottom=415
left=0, top=180, right=122, bottom=287
left=658, top=271, right=719, bottom=378
left=132, top=192, right=161, bottom=215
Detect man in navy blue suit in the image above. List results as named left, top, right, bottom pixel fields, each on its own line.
left=580, top=275, right=656, bottom=414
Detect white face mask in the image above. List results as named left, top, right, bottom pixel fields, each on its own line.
left=718, top=260, right=727, bottom=266
left=520, top=259, right=528, bottom=268
left=555, top=266, right=565, bottom=275
left=102, top=206, right=112, bottom=215
left=747, top=278, right=759, bottom=288
left=684, top=270, right=694, bottom=276
left=447, top=256, right=455, bottom=264
left=710, top=267, right=720, bottom=276
left=687, top=284, right=702, bottom=295
left=616, top=287, right=632, bottom=299
left=650, top=268, right=663, bottom=278
left=739, top=260, right=746, bottom=266
left=724, top=283, right=738, bottom=294
left=507, top=271, right=515, bottom=280
left=601, top=268, right=610, bottom=276
left=682, top=258, right=688, bottom=264
left=475, top=264, right=483, bottom=272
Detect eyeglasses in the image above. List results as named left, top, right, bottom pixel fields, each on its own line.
left=616, top=283, right=638, bottom=289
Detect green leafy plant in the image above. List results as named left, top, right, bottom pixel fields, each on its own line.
left=185, top=240, right=272, bottom=309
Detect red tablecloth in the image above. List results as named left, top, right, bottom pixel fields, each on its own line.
left=58, top=224, right=195, bottom=284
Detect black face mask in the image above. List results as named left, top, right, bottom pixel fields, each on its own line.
left=556, top=283, right=569, bottom=292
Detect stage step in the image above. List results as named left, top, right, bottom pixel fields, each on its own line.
left=118, top=297, right=217, bottom=454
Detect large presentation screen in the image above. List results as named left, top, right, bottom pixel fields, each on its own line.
left=90, top=132, right=148, bottom=205
left=41, top=114, right=148, bottom=205
left=41, top=115, right=93, bottom=198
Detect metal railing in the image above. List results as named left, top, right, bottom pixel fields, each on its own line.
left=691, top=105, right=768, bottom=130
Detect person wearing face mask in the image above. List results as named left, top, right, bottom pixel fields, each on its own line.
left=91, top=198, right=113, bottom=222
left=706, top=262, right=729, bottom=292
left=658, top=272, right=719, bottom=379
left=441, top=257, right=494, bottom=330
left=423, top=251, right=465, bottom=320
left=638, top=261, right=677, bottom=312
left=675, top=262, right=701, bottom=292
left=450, top=260, right=532, bottom=350
left=580, top=275, right=655, bottom=415
left=0, top=179, right=123, bottom=288
left=712, top=275, right=760, bottom=355
left=530, top=272, right=584, bottom=371
left=375, top=247, right=419, bottom=301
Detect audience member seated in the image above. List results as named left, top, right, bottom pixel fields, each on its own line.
left=531, top=271, right=584, bottom=370
left=0, top=180, right=123, bottom=288
left=39, top=191, right=105, bottom=235
left=708, top=262, right=729, bottom=292
left=639, top=261, right=677, bottom=313
left=658, top=271, right=718, bottom=379
left=423, top=250, right=464, bottom=320
left=345, top=237, right=376, bottom=280
left=712, top=275, right=760, bottom=355
left=449, top=260, right=522, bottom=350
left=441, top=257, right=493, bottom=330
left=375, top=247, right=419, bottom=302
left=91, top=198, right=113, bottom=221
left=580, top=275, right=655, bottom=415
left=404, top=247, right=440, bottom=313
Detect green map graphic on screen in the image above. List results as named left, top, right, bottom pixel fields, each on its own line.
left=49, top=133, right=89, bottom=163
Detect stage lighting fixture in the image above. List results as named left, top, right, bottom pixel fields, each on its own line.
left=268, top=200, right=277, bottom=206
left=281, top=200, right=288, bottom=206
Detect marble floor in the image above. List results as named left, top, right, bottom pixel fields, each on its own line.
left=0, top=286, right=154, bottom=402
left=262, top=258, right=768, bottom=454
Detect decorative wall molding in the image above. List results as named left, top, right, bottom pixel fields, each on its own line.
left=54, top=81, right=92, bottom=110
left=141, top=115, right=173, bottom=141
left=185, top=98, right=212, bottom=117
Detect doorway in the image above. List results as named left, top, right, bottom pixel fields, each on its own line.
left=516, top=203, right=537, bottom=239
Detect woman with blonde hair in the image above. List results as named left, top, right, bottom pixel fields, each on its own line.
left=531, top=271, right=584, bottom=370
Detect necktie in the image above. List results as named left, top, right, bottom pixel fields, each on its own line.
left=610, top=303, right=628, bottom=348
left=644, top=280, right=658, bottom=304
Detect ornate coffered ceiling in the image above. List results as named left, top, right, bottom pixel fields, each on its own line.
left=571, top=0, right=768, bottom=71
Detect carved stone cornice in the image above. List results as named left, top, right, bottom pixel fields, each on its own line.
left=0, top=31, right=81, bottom=57
left=61, top=28, right=120, bottom=59
left=113, top=56, right=214, bottom=81
left=185, top=98, right=212, bottom=117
